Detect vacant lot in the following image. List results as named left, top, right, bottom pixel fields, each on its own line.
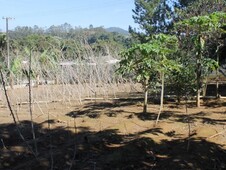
left=0, top=88, right=225, bottom=169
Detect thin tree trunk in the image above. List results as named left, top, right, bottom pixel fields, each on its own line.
left=160, top=72, right=164, bottom=109
left=185, top=98, right=191, bottom=152
left=196, top=88, right=201, bottom=107
left=196, top=66, right=201, bottom=107
left=156, top=72, right=164, bottom=125
left=203, top=77, right=208, bottom=97
left=216, top=46, right=220, bottom=98
left=36, top=74, right=40, bottom=87
left=143, top=78, right=149, bottom=113
left=9, top=71, right=14, bottom=89
left=196, top=35, right=203, bottom=107
left=177, top=93, right=181, bottom=105
left=28, top=49, right=38, bottom=155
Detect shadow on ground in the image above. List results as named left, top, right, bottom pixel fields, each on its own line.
left=0, top=119, right=225, bottom=170
left=66, top=100, right=136, bottom=119
left=66, top=100, right=226, bottom=127
left=134, top=111, right=175, bottom=121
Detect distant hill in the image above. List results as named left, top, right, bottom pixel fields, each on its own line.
left=106, top=27, right=129, bottom=35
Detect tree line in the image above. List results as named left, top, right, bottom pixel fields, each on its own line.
left=0, top=23, right=133, bottom=86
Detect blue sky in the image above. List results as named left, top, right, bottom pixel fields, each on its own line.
left=0, top=0, right=138, bottom=31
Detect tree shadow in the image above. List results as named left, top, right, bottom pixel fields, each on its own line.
left=0, top=119, right=225, bottom=170
left=134, top=112, right=157, bottom=121
left=134, top=111, right=174, bottom=121
left=66, top=110, right=101, bottom=118
left=203, top=98, right=226, bottom=108
left=213, top=111, right=226, bottom=115
left=155, top=138, right=226, bottom=170
left=173, top=112, right=226, bottom=125
left=173, top=114, right=196, bottom=123
left=192, top=111, right=208, bottom=116
left=137, top=128, right=163, bottom=136
left=201, top=117, right=226, bottom=125
left=66, top=101, right=135, bottom=119
left=104, top=109, right=125, bottom=117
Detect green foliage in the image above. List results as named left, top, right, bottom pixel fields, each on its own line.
left=118, top=43, right=156, bottom=82
left=118, top=33, right=179, bottom=85
left=39, top=49, right=58, bottom=70
left=3, top=24, right=131, bottom=84
left=175, top=12, right=226, bottom=106
left=118, top=33, right=179, bottom=113
left=176, top=12, right=226, bottom=71
left=127, top=0, right=226, bottom=105
left=129, top=0, right=206, bottom=42
left=0, top=33, right=7, bottom=61
left=0, top=33, right=6, bottom=47
left=201, top=57, right=219, bottom=77
left=130, top=0, right=178, bottom=37
left=176, top=12, right=226, bottom=33
left=9, top=25, right=131, bottom=61
left=167, top=51, right=196, bottom=99
left=177, top=0, right=226, bottom=20
left=11, top=57, right=23, bottom=75
left=130, top=0, right=226, bottom=42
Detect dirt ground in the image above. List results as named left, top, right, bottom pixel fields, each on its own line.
left=0, top=91, right=225, bottom=169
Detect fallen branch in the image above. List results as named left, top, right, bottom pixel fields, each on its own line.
left=207, top=130, right=226, bottom=139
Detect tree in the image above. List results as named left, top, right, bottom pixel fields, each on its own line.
left=130, top=0, right=226, bottom=42
left=118, top=43, right=156, bottom=113
left=118, top=33, right=179, bottom=113
left=176, top=12, right=226, bottom=107
left=167, top=51, right=196, bottom=104
left=129, top=0, right=183, bottom=42
left=150, top=34, right=180, bottom=124
left=177, top=0, right=226, bottom=20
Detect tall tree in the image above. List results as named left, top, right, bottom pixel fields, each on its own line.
left=130, top=0, right=226, bottom=42
left=176, top=12, right=226, bottom=107
left=129, top=0, right=180, bottom=42
left=177, top=0, right=226, bottom=19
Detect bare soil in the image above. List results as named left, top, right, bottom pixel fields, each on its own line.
left=0, top=91, right=225, bottom=169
